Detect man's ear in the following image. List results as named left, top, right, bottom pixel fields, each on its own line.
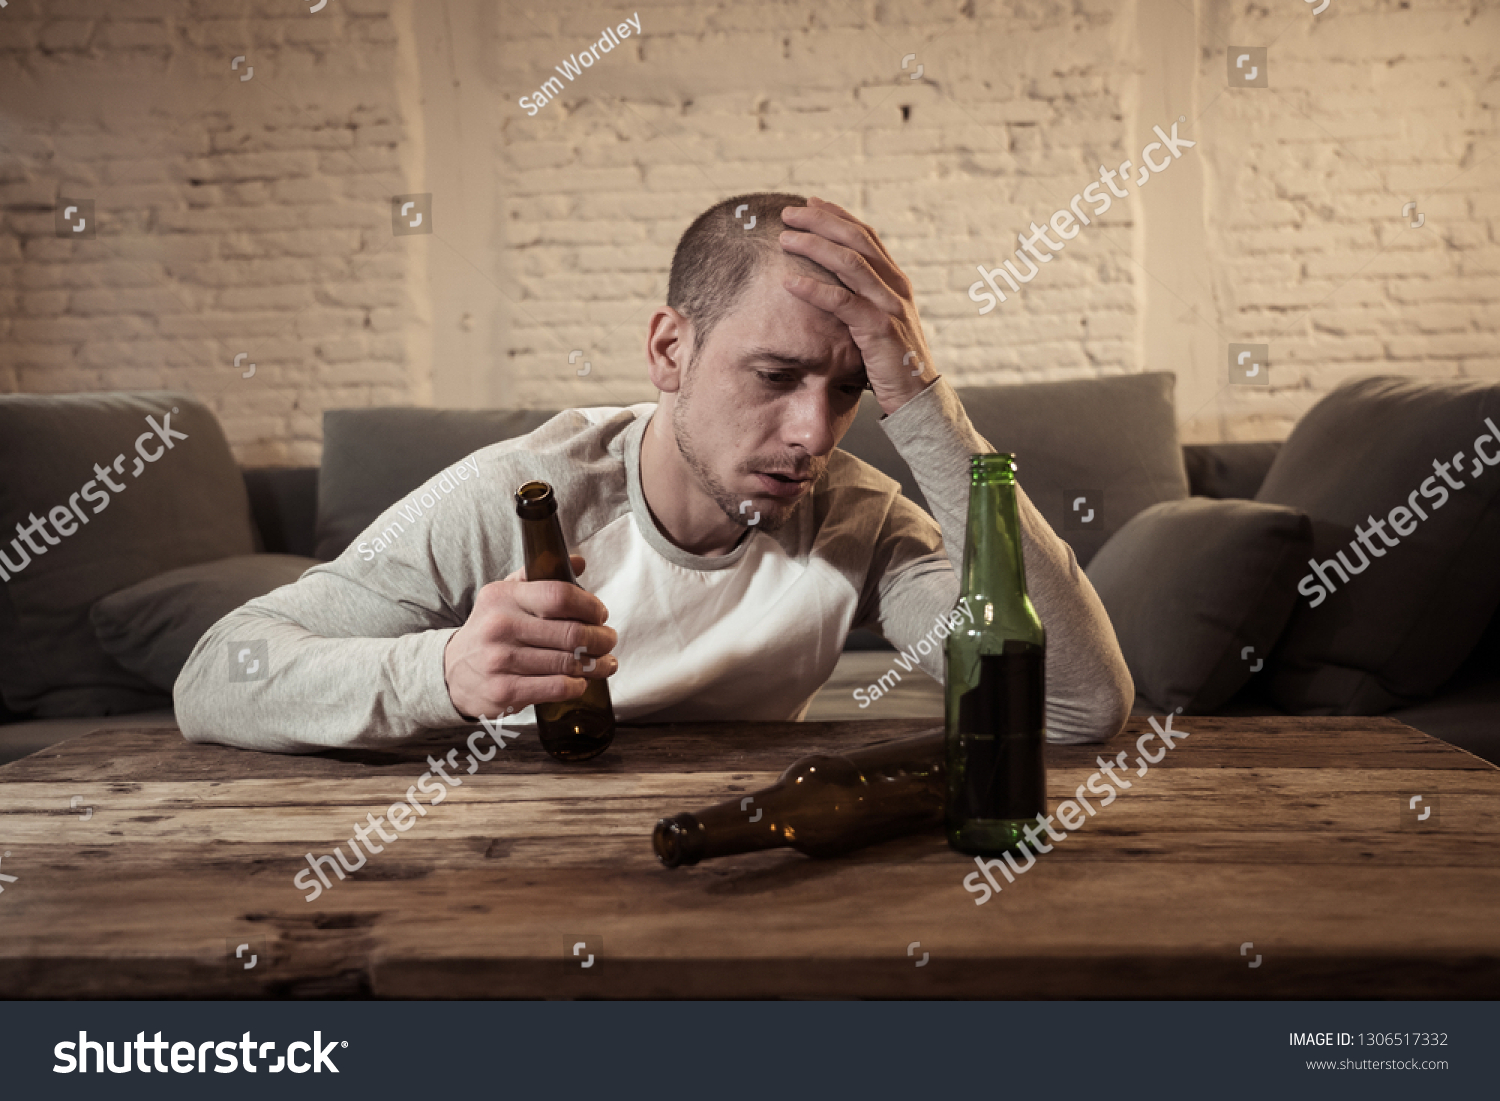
left=645, top=306, right=692, bottom=394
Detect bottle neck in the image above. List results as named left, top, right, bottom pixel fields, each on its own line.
left=520, top=514, right=576, bottom=584
left=654, top=787, right=792, bottom=867
left=959, top=456, right=1034, bottom=628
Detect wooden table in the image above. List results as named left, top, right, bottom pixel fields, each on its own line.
left=1, top=715, right=1497, bottom=998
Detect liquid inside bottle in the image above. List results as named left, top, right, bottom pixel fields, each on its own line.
left=947, top=642, right=1046, bottom=853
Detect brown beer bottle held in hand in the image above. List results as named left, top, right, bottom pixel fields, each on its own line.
left=653, top=729, right=945, bottom=867
left=514, top=480, right=616, bottom=762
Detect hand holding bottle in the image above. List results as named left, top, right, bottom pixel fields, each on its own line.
left=442, top=552, right=618, bottom=725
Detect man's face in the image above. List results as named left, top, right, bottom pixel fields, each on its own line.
left=672, top=257, right=867, bottom=534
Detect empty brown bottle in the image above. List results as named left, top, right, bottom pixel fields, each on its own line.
left=653, top=728, right=945, bottom=867
left=515, top=480, right=616, bottom=762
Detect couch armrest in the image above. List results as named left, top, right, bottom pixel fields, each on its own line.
left=1182, top=441, right=1282, bottom=500
left=241, top=467, right=320, bottom=559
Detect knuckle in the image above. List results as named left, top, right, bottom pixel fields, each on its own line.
left=538, top=580, right=575, bottom=616
left=488, top=611, right=521, bottom=643
left=563, top=620, right=590, bottom=651
left=479, top=643, right=514, bottom=678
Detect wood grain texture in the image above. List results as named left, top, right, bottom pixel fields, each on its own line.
left=0, top=716, right=1496, bottom=999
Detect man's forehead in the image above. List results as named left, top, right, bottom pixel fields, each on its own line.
left=726, top=258, right=854, bottom=335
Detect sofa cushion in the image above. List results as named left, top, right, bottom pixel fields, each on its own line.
left=0, top=392, right=256, bottom=717
left=316, top=407, right=560, bottom=560
left=91, top=553, right=319, bottom=693
left=837, top=372, right=1189, bottom=566
left=1086, top=498, right=1313, bottom=713
left=1255, top=375, right=1500, bottom=713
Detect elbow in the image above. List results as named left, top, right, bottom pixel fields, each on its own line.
left=1092, top=666, right=1134, bottom=743
left=1084, top=644, right=1135, bottom=743
left=1047, top=659, right=1134, bottom=745
left=172, top=638, right=215, bottom=744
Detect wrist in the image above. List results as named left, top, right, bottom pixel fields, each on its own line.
left=441, top=631, right=478, bottom=722
left=875, top=374, right=938, bottom=418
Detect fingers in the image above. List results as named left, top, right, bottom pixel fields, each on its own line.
left=780, top=231, right=906, bottom=316
left=511, top=576, right=609, bottom=626
left=471, top=578, right=617, bottom=666
left=491, top=647, right=618, bottom=680
left=473, top=672, right=598, bottom=720
left=781, top=199, right=910, bottom=300
left=807, top=195, right=903, bottom=279
left=781, top=271, right=888, bottom=334
left=501, top=554, right=586, bottom=584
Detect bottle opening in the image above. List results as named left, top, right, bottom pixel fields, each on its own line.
left=970, top=453, right=1016, bottom=484
left=515, top=480, right=558, bottom=519
left=652, top=813, right=703, bottom=868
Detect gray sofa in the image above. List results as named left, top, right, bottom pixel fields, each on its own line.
left=3, top=373, right=1497, bottom=766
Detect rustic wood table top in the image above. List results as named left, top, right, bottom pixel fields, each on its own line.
left=1, top=715, right=1496, bottom=999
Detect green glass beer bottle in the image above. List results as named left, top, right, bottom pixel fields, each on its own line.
left=944, top=453, right=1047, bottom=855
left=514, top=480, right=616, bottom=762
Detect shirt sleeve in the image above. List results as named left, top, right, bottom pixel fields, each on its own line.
left=851, top=377, right=1134, bottom=744
left=173, top=472, right=489, bottom=753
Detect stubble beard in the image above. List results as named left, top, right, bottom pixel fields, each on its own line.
left=672, top=368, right=818, bottom=538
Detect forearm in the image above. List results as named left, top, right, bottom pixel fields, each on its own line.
left=879, top=378, right=978, bottom=566
left=174, top=605, right=467, bottom=753
left=1014, top=490, right=1134, bottom=743
left=876, top=378, right=1134, bottom=742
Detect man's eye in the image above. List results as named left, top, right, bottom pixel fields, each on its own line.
left=756, top=371, right=797, bottom=386
left=838, top=384, right=866, bottom=397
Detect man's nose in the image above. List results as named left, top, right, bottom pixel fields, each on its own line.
left=783, top=386, right=838, bottom=457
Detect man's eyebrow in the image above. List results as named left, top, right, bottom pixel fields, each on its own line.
left=742, top=347, right=826, bottom=371
left=743, top=347, right=869, bottom=384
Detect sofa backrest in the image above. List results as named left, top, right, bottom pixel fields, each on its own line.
left=315, top=407, right=562, bottom=561
left=241, top=417, right=1286, bottom=565
left=1182, top=441, right=1282, bottom=501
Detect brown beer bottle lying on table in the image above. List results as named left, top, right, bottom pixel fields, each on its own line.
left=514, top=480, right=616, bottom=762
left=652, top=728, right=945, bottom=867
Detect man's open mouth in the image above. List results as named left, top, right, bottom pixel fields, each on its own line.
left=754, top=471, right=810, bottom=498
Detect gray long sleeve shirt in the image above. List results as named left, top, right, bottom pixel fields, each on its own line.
left=174, top=378, right=1133, bottom=752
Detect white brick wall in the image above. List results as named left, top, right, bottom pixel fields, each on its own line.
left=0, top=0, right=423, bottom=465
left=2, top=0, right=1497, bottom=460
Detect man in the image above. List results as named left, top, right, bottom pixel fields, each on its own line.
left=175, top=193, right=1132, bottom=752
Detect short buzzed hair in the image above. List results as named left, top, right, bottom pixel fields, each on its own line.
left=667, top=192, right=843, bottom=362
